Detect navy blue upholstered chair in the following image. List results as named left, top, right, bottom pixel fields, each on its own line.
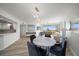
left=50, top=40, right=67, bottom=56
left=27, top=42, right=46, bottom=56
left=27, top=41, right=41, bottom=56
left=30, top=35, right=36, bottom=43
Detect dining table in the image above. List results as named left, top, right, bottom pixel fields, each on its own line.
left=33, top=36, right=56, bottom=56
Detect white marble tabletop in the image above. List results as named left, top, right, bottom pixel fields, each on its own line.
left=33, top=36, right=56, bottom=47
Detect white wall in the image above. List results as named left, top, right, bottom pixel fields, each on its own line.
left=66, top=31, right=79, bottom=56
left=20, top=24, right=27, bottom=36
left=0, top=8, right=22, bottom=50
left=0, top=35, right=4, bottom=50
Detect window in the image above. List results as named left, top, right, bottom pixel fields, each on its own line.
left=71, top=23, right=79, bottom=30
left=47, top=25, right=57, bottom=30
left=42, top=25, right=57, bottom=31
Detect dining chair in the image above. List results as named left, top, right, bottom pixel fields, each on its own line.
left=27, top=41, right=46, bottom=56
left=27, top=41, right=41, bottom=56
left=30, top=35, right=36, bottom=43
left=45, top=34, right=51, bottom=38
left=50, top=40, right=67, bottom=56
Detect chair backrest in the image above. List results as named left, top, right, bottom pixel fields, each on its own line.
left=62, top=40, right=67, bottom=56
left=45, top=34, right=51, bottom=38
left=57, top=40, right=67, bottom=56
left=27, top=42, right=40, bottom=56
left=30, top=35, right=36, bottom=43
left=50, top=37, right=67, bottom=56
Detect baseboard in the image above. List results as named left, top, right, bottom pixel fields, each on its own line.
left=69, top=47, right=77, bottom=56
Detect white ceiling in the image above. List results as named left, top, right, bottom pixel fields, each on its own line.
left=0, top=3, right=79, bottom=24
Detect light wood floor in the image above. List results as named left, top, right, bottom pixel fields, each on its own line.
left=0, top=36, right=30, bottom=56
left=0, top=36, right=73, bottom=56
